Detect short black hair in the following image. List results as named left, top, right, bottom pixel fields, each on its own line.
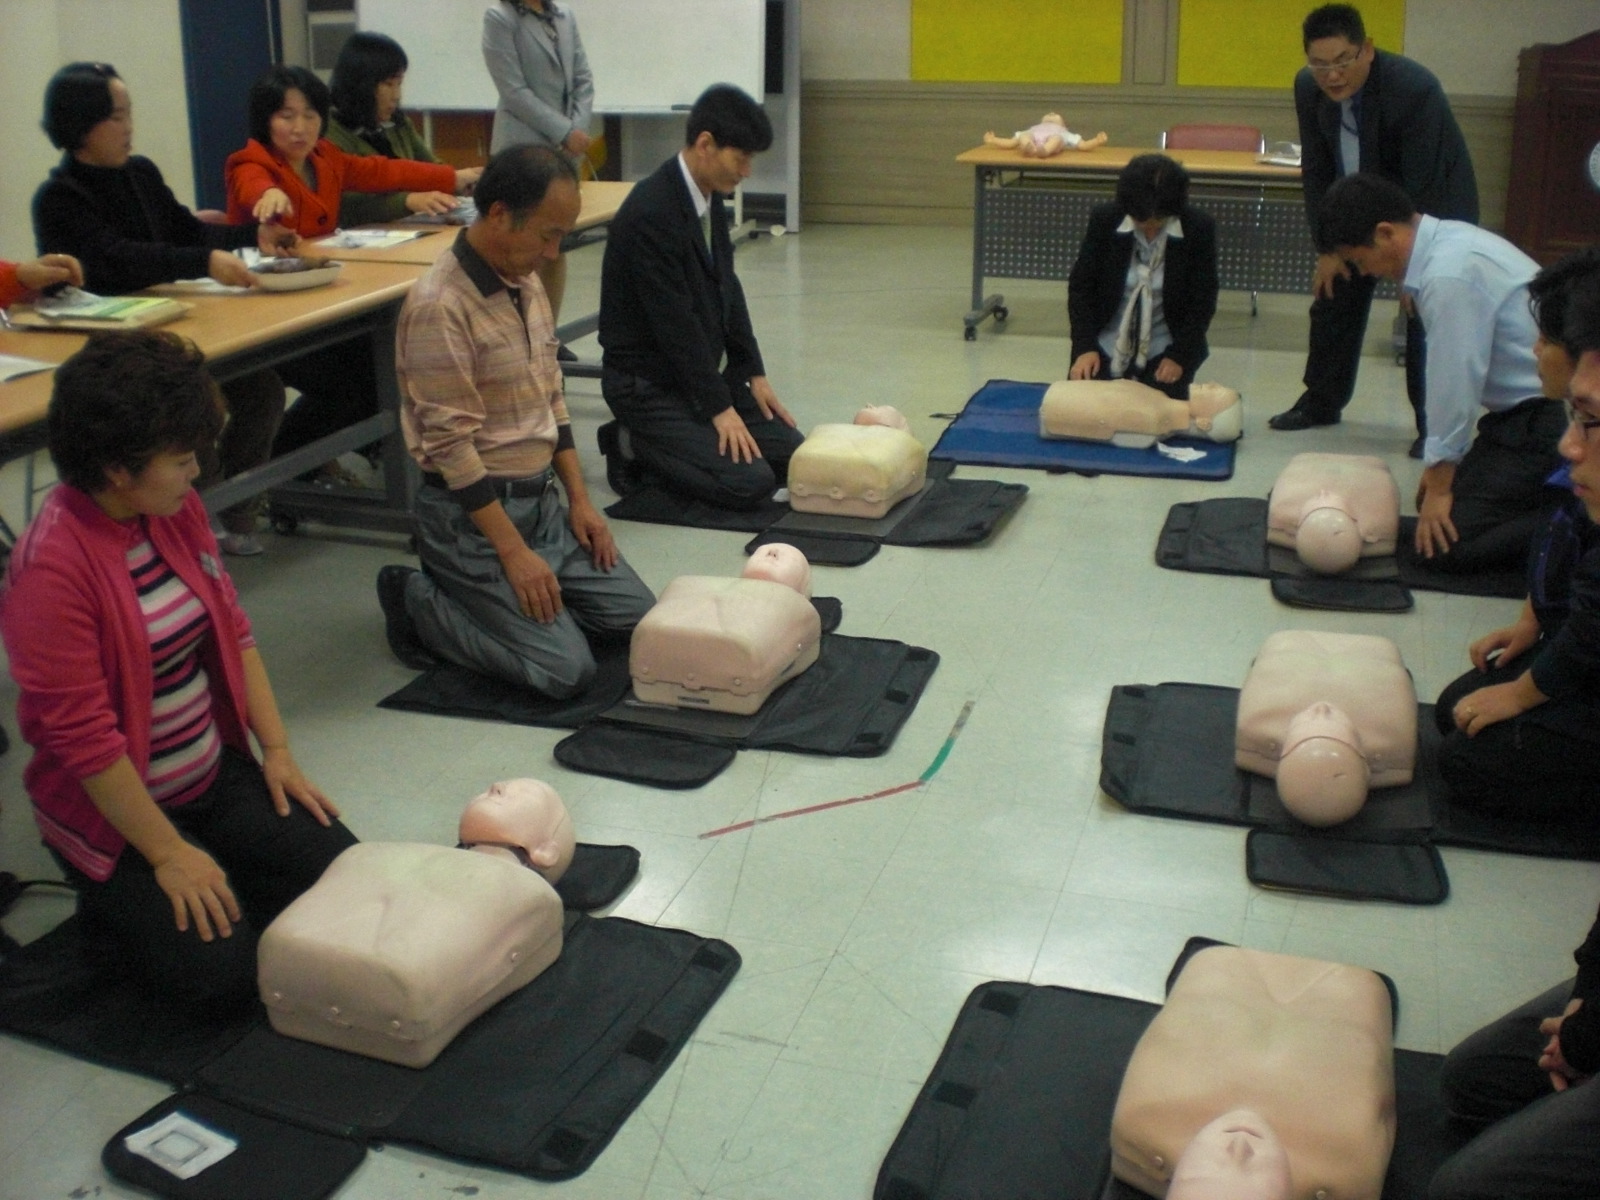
left=248, top=65, right=330, bottom=149
left=330, top=31, right=408, bottom=131
left=1303, top=4, right=1365, bottom=49
left=473, top=144, right=578, bottom=224
left=1563, top=271, right=1600, bottom=358
left=49, top=331, right=224, bottom=494
left=1117, top=154, right=1190, bottom=222
left=685, top=84, right=772, bottom=153
left=1314, top=172, right=1415, bottom=253
left=1528, top=247, right=1600, bottom=346
left=41, top=62, right=121, bottom=152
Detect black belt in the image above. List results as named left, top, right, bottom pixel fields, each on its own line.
left=422, top=470, right=550, bottom=499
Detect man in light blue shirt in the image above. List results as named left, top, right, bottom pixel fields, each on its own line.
left=1316, top=172, right=1565, bottom=573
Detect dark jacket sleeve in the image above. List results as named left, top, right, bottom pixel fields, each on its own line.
left=1559, top=902, right=1600, bottom=1074
left=1163, top=207, right=1218, bottom=373
left=1295, top=69, right=1339, bottom=226
left=1376, top=53, right=1479, bottom=223
left=1530, top=534, right=1600, bottom=702
left=712, top=192, right=765, bottom=386
left=1067, top=205, right=1127, bottom=362
left=32, top=158, right=255, bottom=295
left=327, top=115, right=440, bottom=227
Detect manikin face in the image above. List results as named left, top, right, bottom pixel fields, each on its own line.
left=1560, top=350, right=1600, bottom=523
left=1535, top=333, right=1577, bottom=400
left=269, top=87, right=323, bottom=164
left=459, top=778, right=576, bottom=882
left=1168, top=1109, right=1293, bottom=1200
left=1278, top=703, right=1370, bottom=827
left=97, top=448, right=201, bottom=520
left=1305, top=34, right=1374, bottom=103
left=742, top=542, right=813, bottom=596
left=686, top=132, right=754, bottom=196
left=1296, top=494, right=1361, bottom=574
left=77, top=76, right=134, bottom=169
left=374, top=72, right=405, bottom=125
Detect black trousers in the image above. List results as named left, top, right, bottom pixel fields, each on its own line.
left=1302, top=269, right=1426, bottom=432
left=602, top=368, right=805, bottom=511
left=55, top=748, right=357, bottom=1007
left=1434, top=655, right=1599, bottom=823
left=1429, top=980, right=1600, bottom=1200
left=272, top=338, right=380, bottom=458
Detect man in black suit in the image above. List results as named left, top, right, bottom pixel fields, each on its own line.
left=1067, top=153, right=1219, bottom=400
left=1269, top=3, right=1478, bottom=452
left=598, top=84, right=801, bottom=510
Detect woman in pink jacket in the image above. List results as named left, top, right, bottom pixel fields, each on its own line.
left=1, top=330, right=356, bottom=1005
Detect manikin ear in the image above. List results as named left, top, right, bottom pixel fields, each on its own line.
left=528, top=843, right=561, bottom=868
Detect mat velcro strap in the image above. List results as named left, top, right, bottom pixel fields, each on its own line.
left=1272, top=576, right=1414, bottom=612
left=555, top=843, right=642, bottom=910
left=1246, top=830, right=1449, bottom=905
left=554, top=725, right=736, bottom=788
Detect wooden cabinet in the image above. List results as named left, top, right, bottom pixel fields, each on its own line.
left=1505, top=28, right=1600, bottom=264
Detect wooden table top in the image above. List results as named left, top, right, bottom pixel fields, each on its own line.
left=956, top=144, right=1301, bottom=181
left=310, top=178, right=636, bottom=265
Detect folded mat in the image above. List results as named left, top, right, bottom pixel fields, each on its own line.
left=378, top=597, right=842, bottom=727
left=1156, top=499, right=1526, bottom=600
left=929, top=379, right=1236, bottom=480
left=1102, top=682, right=1600, bottom=865
left=876, top=965, right=1468, bottom=1200
left=3, top=910, right=739, bottom=1189
left=554, top=634, right=941, bottom=787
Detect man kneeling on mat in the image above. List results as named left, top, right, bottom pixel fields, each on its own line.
left=1112, top=945, right=1396, bottom=1200
left=1432, top=249, right=1600, bottom=824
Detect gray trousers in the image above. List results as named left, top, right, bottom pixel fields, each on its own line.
left=406, top=479, right=655, bottom=698
left=1430, top=980, right=1600, bottom=1199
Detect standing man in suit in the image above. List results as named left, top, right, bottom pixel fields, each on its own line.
left=1269, top=3, right=1478, bottom=455
left=1067, top=154, right=1219, bottom=400
left=483, top=0, right=593, bottom=329
left=597, top=84, right=801, bottom=511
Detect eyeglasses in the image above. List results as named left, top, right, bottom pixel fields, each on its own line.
left=1566, top=401, right=1600, bottom=439
left=1307, top=49, right=1364, bottom=75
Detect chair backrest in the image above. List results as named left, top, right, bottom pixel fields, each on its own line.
left=1160, top=124, right=1265, bottom=153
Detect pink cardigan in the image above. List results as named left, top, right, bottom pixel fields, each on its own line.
left=224, top=137, right=457, bottom=237
left=1, top=486, right=255, bottom=880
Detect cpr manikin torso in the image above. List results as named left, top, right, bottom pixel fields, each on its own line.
left=788, top=407, right=928, bottom=519
left=982, top=113, right=1109, bottom=157
left=1235, top=631, right=1417, bottom=826
left=631, top=555, right=822, bottom=714
left=1267, top=454, right=1400, bottom=573
left=1111, top=945, right=1396, bottom=1200
left=1039, top=380, right=1242, bottom=448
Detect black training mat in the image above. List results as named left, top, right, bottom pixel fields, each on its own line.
left=1247, top=830, right=1449, bottom=905
left=882, top=478, right=1028, bottom=546
left=555, top=842, right=642, bottom=909
left=1272, top=576, right=1415, bottom=612
left=377, top=597, right=841, bottom=724
left=745, top=529, right=881, bottom=566
left=1102, top=682, right=1600, bottom=864
left=878, top=979, right=1466, bottom=1200
left=1, top=913, right=739, bottom=1183
left=604, top=486, right=785, bottom=532
left=555, top=724, right=739, bottom=788
left=103, top=1093, right=365, bottom=1200
left=1157, top=499, right=1526, bottom=599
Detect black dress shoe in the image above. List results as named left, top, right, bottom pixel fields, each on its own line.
left=1268, top=405, right=1341, bottom=431
left=1408, top=435, right=1425, bottom=459
left=376, top=565, right=440, bottom=671
left=556, top=344, right=578, bottom=362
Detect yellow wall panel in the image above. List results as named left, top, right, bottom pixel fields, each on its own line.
left=1176, top=0, right=1406, bottom=88
left=911, top=0, right=1123, bottom=84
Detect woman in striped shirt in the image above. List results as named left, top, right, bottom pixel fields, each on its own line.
left=1, top=330, right=356, bottom=1005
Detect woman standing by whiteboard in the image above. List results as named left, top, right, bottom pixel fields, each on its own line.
left=482, top=0, right=593, bottom=330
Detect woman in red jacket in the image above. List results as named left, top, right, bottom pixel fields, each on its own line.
left=225, top=65, right=477, bottom=237
left=0, top=330, right=356, bottom=1005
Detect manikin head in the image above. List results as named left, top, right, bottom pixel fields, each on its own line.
left=742, top=542, right=813, bottom=597
left=1296, top=491, right=1362, bottom=574
left=853, top=405, right=911, bottom=432
left=1277, top=703, right=1370, bottom=826
left=1185, top=383, right=1242, bottom=443
left=458, top=779, right=576, bottom=883
left=1168, top=1109, right=1293, bottom=1200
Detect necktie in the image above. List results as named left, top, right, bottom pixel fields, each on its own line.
left=700, top=207, right=714, bottom=256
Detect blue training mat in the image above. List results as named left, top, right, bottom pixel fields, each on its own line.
left=929, top=379, right=1236, bottom=481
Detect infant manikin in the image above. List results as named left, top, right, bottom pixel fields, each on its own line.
left=788, top=408, right=928, bottom=519
left=1111, top=945, right=1396, bottom=1200
left=1039, top=379, right=1242, bottom=448
left=1235, top=630, right=1417, bottom=827
left=1267, top=454, right=1400, bottom=574
left=458, top=777, right=577, bottom=883
left=982, top=112, right=1109, bottom=157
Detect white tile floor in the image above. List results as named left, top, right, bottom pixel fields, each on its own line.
left=2, top=224, right=1597, bottom=1199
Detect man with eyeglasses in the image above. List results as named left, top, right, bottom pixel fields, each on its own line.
left=1271, top=4, right=1477, bottom=452
left=1425, top=260, right=1600, bottom=1200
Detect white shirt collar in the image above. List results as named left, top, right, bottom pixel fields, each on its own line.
left=677, top=152, right=710, bottom=219
left=1116, top=214, right=1184, bottom=240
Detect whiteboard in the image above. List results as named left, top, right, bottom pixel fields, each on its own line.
left=356, top=0, right=765, bottom=113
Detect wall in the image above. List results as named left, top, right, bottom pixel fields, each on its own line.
left=0, top=0, right=194, bottom=262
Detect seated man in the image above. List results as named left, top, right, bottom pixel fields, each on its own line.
left=1111, top=945, right=1396, bottom=1200
left=1039, top=378, right=1241, bottom=448
left=382, top=145, right=655, bottom=697
left=982, top=113, right=1108, bottom=157
left=598, top=84, right=803, bottom=510
left=1267, top=452, right=1400, bottom=574
left=1316, top=173, right=1564, bottom=573
left=1236, top=630, right=1417, bottom=827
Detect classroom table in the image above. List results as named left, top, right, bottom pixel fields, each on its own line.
left=954, top=144, right=1313, bottom=339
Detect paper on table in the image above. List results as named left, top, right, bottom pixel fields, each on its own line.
left=0, top=354, right=55, bottom=383
left=315, top=228, right=427, bottom=250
